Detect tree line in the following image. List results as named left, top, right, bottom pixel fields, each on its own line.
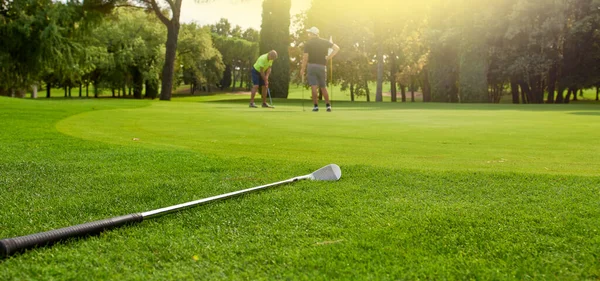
left=296, top=0, right=600, bottom=103
left=0, top=0, right=259, bottom=99
left=3, top=0, right=599, bottom=104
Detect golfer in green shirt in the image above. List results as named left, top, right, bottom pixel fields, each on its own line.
left=249, top=50, right=277, bottom=108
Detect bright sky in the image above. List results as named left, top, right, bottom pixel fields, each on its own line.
left=180, top=0, right=312, bottom=30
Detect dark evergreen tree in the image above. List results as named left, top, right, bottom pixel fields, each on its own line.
left=260, top=0, right=291, bottom=98
left=219, top=65, right=232, bottom=90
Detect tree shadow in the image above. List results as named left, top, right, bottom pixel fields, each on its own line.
left=199, top=97, right=600, bottom=112
left=569, top=112, right=600, bottom=116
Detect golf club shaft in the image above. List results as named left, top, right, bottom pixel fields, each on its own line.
left=267, top=88, right=273, bottom=105
left=142, top=175, right=310, bottom=219
left=0, top=174, right=311, bottom=258
left=330, top=57, right=333, bottom=105
left=302, top=85, right=305, bottom=111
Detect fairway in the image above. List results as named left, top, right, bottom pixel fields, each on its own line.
left=1, top=96, right=599, bottom=280
left=58, top=95, right=600, bottom=175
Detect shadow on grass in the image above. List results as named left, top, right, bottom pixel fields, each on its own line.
left=198, top=97, right=600, bottom=112
left=172, top=90, right=250, bottom=98
left=569, top=111, right=600, bottom=116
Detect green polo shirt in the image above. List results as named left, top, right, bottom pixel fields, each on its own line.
left=253, top=53, right=273, bottom=72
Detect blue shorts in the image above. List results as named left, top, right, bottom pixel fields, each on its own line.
left=251, top=68, right=265, bottom=86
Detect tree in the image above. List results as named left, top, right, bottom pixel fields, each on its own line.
left=0, top=0, right=113, bottom=97
left=211, top=29, right=258, bottom=91
left=260, top=0, right=291, bottom=98
left=242, top=28, right=259, bottom=42
left=456, top=1, right=491, bottom=103
left=557, top=0, right=600, bottom=103
left=139, top=0, right=244, bottom=99
left=138, top=0, right=184, bottom=101
left=211, top=18, right=232, bottom=36
left=209, top=18, right=258, bottom=91
left=91, top=8, right=166, bottom=99
left=177, top=24, right=224, bottom=94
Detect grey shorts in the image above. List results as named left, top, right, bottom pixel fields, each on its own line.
left=307, top=64, right=327, bottom=88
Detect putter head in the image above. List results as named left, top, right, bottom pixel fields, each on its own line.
left=310, top=164, right=342, bottom=181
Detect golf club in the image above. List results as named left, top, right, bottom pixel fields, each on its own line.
left=329, top=36, right=334, bottom=108
left=330, top=57, right=334, bottom=108
left=302, top=84, right=305, bottom=112
left=267, top=88, right=274, bottom=108
left=0, top=164, right=341, bottom=259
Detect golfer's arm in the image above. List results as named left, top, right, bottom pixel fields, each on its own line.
left=328, top=44, right=340, bottom=60
left=265, top=67, right=271, bottom=78
left=260, top=69, right=268, bottom=82
left=301, top=54, right=308, bottom=72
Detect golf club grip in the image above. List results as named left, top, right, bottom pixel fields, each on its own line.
left=0, top=213, right=143, bottom=258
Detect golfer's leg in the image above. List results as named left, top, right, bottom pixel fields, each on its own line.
left=321, top=87, right=330, bottom=104
left=261, top=86, right=267, bottom=104
left=316, top=66, right=329, bottom=104
left=250, top=68, right=260, bottom=105
left=311, top=86, right=319, bottom=105
left=307, top=65, right=319, bottom=106
left=250, top=85, right=259, bottom=103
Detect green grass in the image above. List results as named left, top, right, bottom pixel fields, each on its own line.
left=1, top=95, right=599, bottom=280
